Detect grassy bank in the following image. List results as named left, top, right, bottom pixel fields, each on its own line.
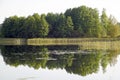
left=1, top=38, right=120, bottom=50
left=0, top=38, right=26, bottom=45
left=27, top=38, right=120, bottom=45
left=28, top=38, right=120, bottom=50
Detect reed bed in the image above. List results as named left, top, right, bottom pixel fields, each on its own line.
left=0, top=38, right=26, bottom=45
left=28, top=38, right=120, bottom=45
left=28, top=38, right=120, bottom=50
left=1, top=38, right=120, bottom=50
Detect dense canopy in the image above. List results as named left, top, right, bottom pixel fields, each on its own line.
left=1, top=5, right=120, bottom=38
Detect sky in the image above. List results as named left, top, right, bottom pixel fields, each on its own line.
left=0, top=0, right=120, bottom=24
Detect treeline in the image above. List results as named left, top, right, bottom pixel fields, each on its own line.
left=1, top=5, right=120, bottom=38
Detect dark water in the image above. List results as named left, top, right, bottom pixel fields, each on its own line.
left=0, top=45, right=120, bottom=80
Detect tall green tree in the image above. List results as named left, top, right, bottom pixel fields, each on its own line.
left=67, top=6, right=100, bottom=37
left=23, top=14, right=49, bottom=38
left=23, top=16, right=36, bottom=38
left=53, top=14, right=66, bottom=37
left=1, top=16, right=20, bottom=38
left=15, top=17, right=26, bottom=38
left=107, top=15, right=120, bottom=37
left=46, top=13, right=59, bottom=37
left=52, top=14, right=74, bottom=37
left=64, top=8, right=72, bottom=17
left=88, top=8, right=101, bottom=37
left=32, top=13, right=41, bottom=37
left=65, top=16, right=74, bottom=37
left=38, top=14, right=49, bottom=37
left=100, top=9, right=109, bottom=37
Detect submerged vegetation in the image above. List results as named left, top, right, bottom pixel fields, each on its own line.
left=0, top=5, right=120, bottom=38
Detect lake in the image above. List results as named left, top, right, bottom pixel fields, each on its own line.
left=0, top=39, right=120, bottom=80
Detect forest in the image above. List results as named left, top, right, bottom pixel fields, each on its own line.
left=0, top=5, right=120, bottom=38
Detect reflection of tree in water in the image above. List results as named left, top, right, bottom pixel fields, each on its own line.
left=101, top=50, right=119, bottom=73
left=0, top=46, right=120, bottom=76
left=1, top=46, right=49, bottom=69
left=47, top=54, right=74, bottom=69
left=65, top=53, right=101, bottom=76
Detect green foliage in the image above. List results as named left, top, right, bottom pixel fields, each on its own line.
left=1, top=14, right=49, bottom=38
left=65, top=6, right=101, bottom=37
left=52, top=14, right=74, bottom=37
left=1, top=6, right=119, bottom=38
left=107, top=15, right=120, bottom=37
left=23, top=16, right=36, bottom=38
left=46, top=13, right=60, bottom=37
left=100, top=9, right=109, bottom=37
left=39, top=14, right=49, bottom=37
left=66, top=16, right=74, bottom=37
left=1, top=16, right=26, bottom=38
left=100, top=9, right=120, bottom=37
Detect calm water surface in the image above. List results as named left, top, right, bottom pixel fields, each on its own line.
left=0, top=45, right=120, bottom=80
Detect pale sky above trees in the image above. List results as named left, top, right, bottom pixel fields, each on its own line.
left=0, top=0, right=120, bottom=23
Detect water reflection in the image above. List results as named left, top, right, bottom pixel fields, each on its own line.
left=0, top=46, right=119, bottom=76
